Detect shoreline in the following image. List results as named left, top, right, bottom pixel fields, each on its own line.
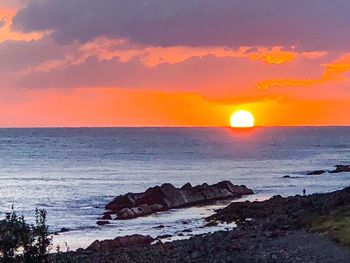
left=52, top=166, right=350, bottom=252
left=52, top=193, right=270, bottom=251
left=63, top=184, right=350, bottom=262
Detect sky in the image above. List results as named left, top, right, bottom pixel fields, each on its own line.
left=0, top=0, right=350, bottom=127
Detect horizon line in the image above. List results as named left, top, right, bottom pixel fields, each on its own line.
left=0, top=125, right=350, bottom=129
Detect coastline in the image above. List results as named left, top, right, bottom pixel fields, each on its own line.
left=63, top=183, right=350, bottom=262
left=52, top=193, right=269, bottom=251
left=2, top=127, right=350, bottom=248
left=52, top=166, right=350, bottom=252
left=52, top=165, right=350, bottom=252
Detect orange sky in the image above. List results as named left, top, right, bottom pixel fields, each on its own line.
left=0, top=1, right=350, bottom=127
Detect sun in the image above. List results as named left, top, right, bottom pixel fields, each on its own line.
left=230, top=110, right=255, bottom=128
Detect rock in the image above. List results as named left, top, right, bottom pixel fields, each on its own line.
left=101, top=213, right=112, bottom=220
left=97, top=220, right=110, bottom=226
left=181, top=183, right=192, bottom=190
left=101, top=181, right=254, bottom=221
left=86, top=240, right=101, bottom=252
left=156, top=234, right=172, bottom=239
left=70, top=186, right=350, bottom=262
left=330, top=165, right=350, bottom=173
left=207, top=185, right=350, bottom=234
left=85, top=235, right=154, bottom=253
left=153, top=225, right=165, bottom=229
left=205, top=221, right=218, bottom=227
left=60, top=227, right=70, bottom=233
left=105, top=193, right=137, bottom=211
left=116, top=204, right=155, bottom=220
left=139, top=204, right=152, bottom=214
left=182, top=229, right=192, bottom=233
left=150, top=204, right=164, bottom=212
left=307, top=170, right=326, bottom=175
left=116, top=208, right=134, bottom=219
left=323, top=186, right=350, bottom=211
left=75, top=248, right=85, bottom=253
left=307, top=165, right=350, bottom=175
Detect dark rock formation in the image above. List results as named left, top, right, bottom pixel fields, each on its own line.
left=307, top=165, right=350, bottom=175
left=101, top=213, right=112, bottom=220
left=156, top=234, right=172, bottom=239
left=83, top=235, right=154, bottom=253
left=330, top=165, right=350, bottom=173
left=207, top=186, right=350, bottom=230
left=96, top=220, right=110, bottom=226
left=283, top=175, right=302, bottom=179
left=102, top=181, right=253, bottom=220
left=60, top=227, right=70, bottom=233
left=71, top=186, right=350, bottom=263
left=71, top=229, right=350, bottom=263
left=307, top=170, right=326, bottom=175
left=153, top=225, right=165, bottom=229
left=205, top=220, right=218, bottom=227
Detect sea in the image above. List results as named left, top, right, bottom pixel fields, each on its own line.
left=0, top=127, right=349, bottom=250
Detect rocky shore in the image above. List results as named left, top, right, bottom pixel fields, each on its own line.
left=69, top=184, right=350, bottom=263
left=68, top=229, right=350, bottom=263
left=99, top=181, right=253, bottom=222
left=207, top=185, right=350, bottom=226
left=307, top=164, right=350, bottom=175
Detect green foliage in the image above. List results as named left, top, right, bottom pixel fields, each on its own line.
left=310, top=206, right=350, bottom=246
left=51, top=245, right=76, bottom=263
left=0, top=208, right=52, bottom=262
left=34, top=209, right=52, bottom=262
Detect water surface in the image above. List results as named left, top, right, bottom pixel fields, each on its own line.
left=0, top=127, right=349, bottom=249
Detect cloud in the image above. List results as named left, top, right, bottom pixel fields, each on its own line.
left=12, top=0, right=350, bottom=51
left=79, top=39, right=312, bottom=67
left=0, top=33, right=328, bottom=96
left=0, top=36, right=75, bottom=73
left=0, top=0, right=26, bottom=9
left=17, top=51, right=324, bottom=101
left=0, top=16, right=7, bottom=28
left=1, top=0, right=350, bottom=127
left=257, top=53, right=350, bottom=90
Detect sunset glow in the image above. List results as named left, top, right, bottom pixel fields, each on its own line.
left=230, top=111, right=255, bottom=128
left=0, top=1, right=349, bottom=127
left=2, top=2, right=350, bottom=260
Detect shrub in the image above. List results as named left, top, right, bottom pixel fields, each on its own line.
left=0, top=208, right=52, bottom=262
left=34, top=209, right=52, bottom=262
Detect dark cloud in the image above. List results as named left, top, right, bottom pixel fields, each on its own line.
left=12, top=0, right=350, bottom=50
left=0, top=37, right=72, bottom=72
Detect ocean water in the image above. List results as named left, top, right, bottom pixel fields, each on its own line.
left=0, top=127, right=349, bottom=249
